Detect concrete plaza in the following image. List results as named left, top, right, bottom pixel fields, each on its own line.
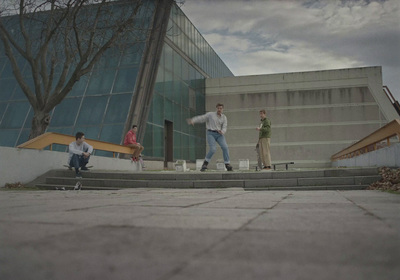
left=1, top=188, right=399, bottom=280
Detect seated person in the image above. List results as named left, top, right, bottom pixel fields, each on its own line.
left=124, top=125, right=144, bottom=161
left=68, top=132, right=93, bottom=178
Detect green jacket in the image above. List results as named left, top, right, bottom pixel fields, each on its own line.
left=259, top=117, right=271, bottom=139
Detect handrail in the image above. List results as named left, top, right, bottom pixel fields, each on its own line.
left=383, top=86, right=396, bottom=103
left=331, top=119, right=400, bottom=161
left=17, top=132, right=136, bottom=158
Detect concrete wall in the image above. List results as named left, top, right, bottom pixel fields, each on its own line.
left=332, top=143, right=400, bottom=168
left=205, top=67, right=399, bottom=168
left=0, top=147, right=146, bottom=187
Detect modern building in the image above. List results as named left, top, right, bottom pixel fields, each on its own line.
left=206, top=67, right=399, bottom=168
left=0, top=0, right=233, bottom=167
left=0, top=0, right=398, bottom=168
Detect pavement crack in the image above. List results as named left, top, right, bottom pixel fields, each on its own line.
left=338, top=191, right=391, bottom=226
left=158, top=192, right=293, bottom=280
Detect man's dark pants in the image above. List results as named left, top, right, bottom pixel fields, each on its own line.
left=69, top=154, right=90, bottom=174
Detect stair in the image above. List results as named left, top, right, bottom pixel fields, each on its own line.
left=35, top=167, right=381, bottom=191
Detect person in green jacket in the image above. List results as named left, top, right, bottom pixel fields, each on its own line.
left=256, top=109, right=272, bottom=171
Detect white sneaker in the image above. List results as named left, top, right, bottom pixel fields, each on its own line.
left=74, top=181, right=82, bottom=190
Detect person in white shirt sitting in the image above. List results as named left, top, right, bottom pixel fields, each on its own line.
left=68, top=132, right=93, bottom=178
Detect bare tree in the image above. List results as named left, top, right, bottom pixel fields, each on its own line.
left=0, top=0, right=153, bottom=139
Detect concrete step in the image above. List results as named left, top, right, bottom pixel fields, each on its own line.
left=35, top=184, right=119, bottom=191
left=50, top=167, right=380, bottom=181
left=245, top=185, right=369, bottom=191
left=36, top=167, right=381, bottom=190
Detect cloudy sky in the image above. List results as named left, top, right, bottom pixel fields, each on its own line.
left=180, top=0, right=400, bottom=101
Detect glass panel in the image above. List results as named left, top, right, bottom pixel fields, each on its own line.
left=0, top=129, right=20, bottom=147
left=0, top=103, right=7, bottom=120
left=113, top=67, right=139, bottom=93
left=182, top=134, right=189, bottom=160
left=181, top=83, right=189, bottom=107
left=86, top=69, right=116, bottom=96
left=72, top=126, right=100, bottom=140
left=142, top=123, right=153, bottom=156
left=153, top=125, right=164, bottom=158
left=164, top=98, right=173, bottom=121
left=69, top=76, right=89, bottom=97
left=152, top=93, right=164, bottom=126
left=0, top=79, right=16, bottom=101
left=0, top=56, right=5, bottom=76
left=189, top=135, right=196, bottom=161
left=11, top=77, right=34, bottom=100
left=181, top=59, right=189, bottom=82
left=0, top=102, right=30, bottom=128
left=173, top=103, right=181, bottom=131
left=181, top=108, right=189, bottom=134
left=173, top=51, right=182, bottom=78
left=76, top=96, right=108, bottom=125
left=147, top=100, right=154, bottom=123
left=154, top=67, right=164, bottom=93
left=16, top=128, right=31, bottom=146
left=164, top=71, right=173, bottom=100
left=100, top=124, right=124, bottom=144
left=0, top=60, right=14, bottom=79
left=104, top=93, right=131, bottom=124
left=23, top=108, right=33, bottom=128
left=94, top=48, right=121, bottom=69
left=173, top=78, right=181, bottom=103
left=47, top=127, right=74, bottom=136
left=164, top=44, right=173, bottom=71
left=173, top=131, right=181, bottom=159
left=120, top=43, right=145, bottom=66
left=50, top=98, right=82, bottom=127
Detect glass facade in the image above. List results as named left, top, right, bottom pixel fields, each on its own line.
left=0, top=1, right=233, bottom=162
left=144, top=4, right=233, bottom=161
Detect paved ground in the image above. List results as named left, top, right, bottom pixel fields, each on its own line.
left=0, top=188, right=399, bottom=280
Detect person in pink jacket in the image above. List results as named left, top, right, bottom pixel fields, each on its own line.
left=124, top=125, right=144, bottom=162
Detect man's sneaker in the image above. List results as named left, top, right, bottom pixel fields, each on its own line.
left=200, top=160, right=208, bottom=172
left=75, top=172, right=82, bottom=178
left=225, top=164, right=233, bottom=171
left=200, top=164, right=208, bottom=172
left=81, top=166, right=89, bottom=171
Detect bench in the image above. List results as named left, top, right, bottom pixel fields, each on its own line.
left=272, top=162, right=294, bottom=170
left=17, top=132, right=136, bottom=158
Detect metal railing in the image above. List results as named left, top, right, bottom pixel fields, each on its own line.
left=383, top=86, right=400, bottom=116
left=331, top=119, right=400, bottom=161
left=17, top=132, right=136, bottom=158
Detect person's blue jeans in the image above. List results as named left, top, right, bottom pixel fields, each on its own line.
left=205, top=130, right=230, bottom=164
left=69, top=154, right=90, bottom=173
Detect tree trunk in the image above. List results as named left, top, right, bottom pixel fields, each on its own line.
left=28, top=111, right=51, bottom=140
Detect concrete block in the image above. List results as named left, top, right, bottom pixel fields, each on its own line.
left=244, top=178, right=298, bottom=188
left=175, top=160, right=188, bottom=172
left=298, top=177, right=354, bottom=186
left=272, top=170, right=324, bottom=179
left=146, top=180, right=194, bottom=188
left=222, top=172, right=273, bottom=180
left=196, top=159, right=204, bottom=171
left=354, top=175, right=381, bottom=185
left=193, top=180, right=244, bottom=188
left=216, top=160, right=226, bottom=171
left=238, top=159, right=249, bottom=170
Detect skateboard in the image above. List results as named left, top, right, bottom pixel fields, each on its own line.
left=63, top=165, right=93, bottom=170
left=255, top=144, right=263, bottom=171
